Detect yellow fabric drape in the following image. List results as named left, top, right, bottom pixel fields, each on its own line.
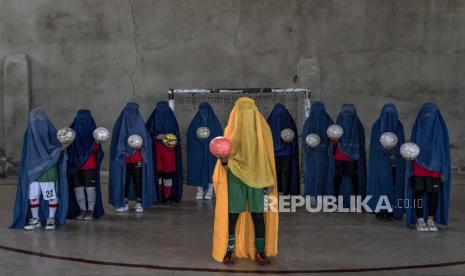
left=212, top=97, right=279, bottom=262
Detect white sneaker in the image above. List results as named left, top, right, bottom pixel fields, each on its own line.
left=196, top=187, right=204, bottom=200
left=116, top=204, right=129, bottom=212
left=135, top=202, right=143, bottom=213
left=204, top=188, right=213, bottom=200
left=427, top=218, right=438, bottom=232
left=24, top=218, right=41, bottom=230
left=416, top=218, right=429, bottom=232
left=45, top=218, right=56, bottom=230
left=204, top=184, right=214, bottom=200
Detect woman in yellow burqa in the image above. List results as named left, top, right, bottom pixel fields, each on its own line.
left=212, top=97, right=278, bottom=265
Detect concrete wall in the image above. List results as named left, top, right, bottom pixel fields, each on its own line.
left=1, top=0, right=464, bottom=172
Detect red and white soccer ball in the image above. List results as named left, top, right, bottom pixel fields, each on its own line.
left=209, top=136, right=232, bottom=158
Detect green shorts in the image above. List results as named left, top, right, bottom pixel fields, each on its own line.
left=228, top=170, right=264, bottom=213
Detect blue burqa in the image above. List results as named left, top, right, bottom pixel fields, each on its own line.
left=10, top=108, right=69, bottom=229
left=327, top=104, right=367, bottom=205
left=302, top=101, right=334, bottom=197
left=108, top=102, right=157, bottom=208
left=366, top=104, right=405, bottom=218
left=405, top=103, right=450, bottom=226
left=186, top=102, right=223, bottom=188
left=67, top=109, right=105, bottom=219
left=146, top=101, right=183, bottom=202
left=267, top=103, right=300, bottom=195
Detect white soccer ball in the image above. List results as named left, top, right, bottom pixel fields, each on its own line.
left=280, top=128, right=295, bottom=143
left=400, top=142, right=420, bottom=160
left=305, top=133, right=321, bottom=148
left=127, top=134, right=143, bottom=149
left=57, top=127, right=76, bottom=145
left=327, top=124, right=344, bottom=141
left=196, top=127, right=211, bottom=139
left=380, top=132, right=399, bottom=149
left=93, top=127, right=110, bottom=143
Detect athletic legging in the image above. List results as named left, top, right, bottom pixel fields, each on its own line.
left=414, top=190, right=437, bottom=217
left=228, top=213, right=265, bottom=239
left=125, top=163, right=142, bottom=200
left=333, top=160, right=358, bottom=196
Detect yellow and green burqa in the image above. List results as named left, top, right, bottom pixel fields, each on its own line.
left=212, top=97, right=279, bottom=262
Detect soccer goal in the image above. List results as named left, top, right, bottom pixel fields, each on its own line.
left=168, top=88, right=311, bottom=136
left=169, top=88, right=311, bottom=185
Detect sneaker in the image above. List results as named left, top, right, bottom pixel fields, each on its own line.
left=45, top=218, right=56, bottom=230
left=24, top=218, right=41, bottom=230
left=76, top=210, right=86, bottom=220
left=427, top=218, right=438, bottom=232
left=416, top=218, right=428, bottom=232
left=116, top=204, right=129, bottom=212
left=135, top=202, right=143, bottom=213
left=196, top=188, right=204, bottom=200
left=83, top=211, right=94, bottom=220
left=204, top=189, right=213, bottom=200
left=255, top=252, right=271, bottom=265
left=223, top=250, right=235, bottom=266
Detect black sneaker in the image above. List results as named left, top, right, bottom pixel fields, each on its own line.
left=45, top=218, right=56, bottom=230
left=223, top=250, right=235, bottom=266
left=24, top=218, right=41, bottom=230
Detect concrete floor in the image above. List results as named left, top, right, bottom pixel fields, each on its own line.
left=1, top=175, right=465, bottom=275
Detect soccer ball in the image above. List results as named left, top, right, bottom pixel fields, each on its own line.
left=162, top=133, right=178, bottom=148
left=57, top=127, right=76, bottom=145
left=280, top=128, right=295, bottom=143
left=196, top=127, right=211, bottom=139
left=305, top=133, right=321, bottom=148
left=380, top=132, right=398, bottom=149
left=327, top=124, right=344, bottom=141
left=93, top=127, right=110, bottom=143
left=209, top=136, right=232, bottom=158
left=400, top=143, right=420, bottom=160
left=128, top=134, right=143, bottom=148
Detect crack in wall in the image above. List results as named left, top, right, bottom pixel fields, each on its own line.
left=128, top=0, right=141, bottom=99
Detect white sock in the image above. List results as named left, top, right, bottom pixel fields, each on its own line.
left=30, top=198, right=39, bottom=219
left=49, top=198, right=58, bottom=218
left=208, top=183, right=213, bottom=192
left=85, top=187, right=96, bottom=212
left=74, top=186, right=86, bottom=211
left=197, top=187, right=204, bottom=193
left=164, top=178, right=173, bottom=187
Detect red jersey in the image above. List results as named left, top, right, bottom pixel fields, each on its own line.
left=333, top=141, right=352, bottom=161
left=81, top=143, right=100, bottom=170
left=413, top=161, right=441, bottom=178
left=125, top=148, right=143, bottom=164
left=156, top=140, right=176, bottom=173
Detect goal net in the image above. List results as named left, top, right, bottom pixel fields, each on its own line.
left=168, top=88, right=311, bottom=184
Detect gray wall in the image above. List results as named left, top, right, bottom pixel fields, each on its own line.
left=1, top=0, right=464, bottom=173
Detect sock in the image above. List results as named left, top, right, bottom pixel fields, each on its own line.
left=85, top=187, right=96, bottom=211
left=208, top=183, right=213, bottom=193
left=163, top=178, right=172, bottom=198
left=49, top=198, right=58, bottom=218
left=74, top=186, right=86, bottom=211
left=197, top=186, right=204, bottom=193
left=30, top=199, right=39, bottom=219
left=255, top=238, right=265, bottom=254
left=227, top=235, right=236, bottom=252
